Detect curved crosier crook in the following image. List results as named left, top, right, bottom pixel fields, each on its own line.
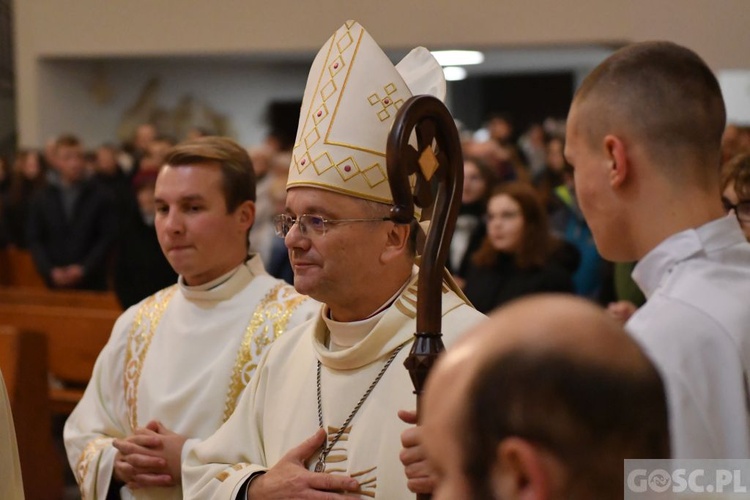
left=386, top=94, right=463, bottom=417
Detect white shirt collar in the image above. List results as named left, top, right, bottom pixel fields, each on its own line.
left=632, top=215, right=747, bottom=298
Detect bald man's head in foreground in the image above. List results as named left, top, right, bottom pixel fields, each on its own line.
left=423, top=295, right=669, bottom=500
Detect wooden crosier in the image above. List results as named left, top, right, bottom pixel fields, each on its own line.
left=387, top=95, right=463, bottom=500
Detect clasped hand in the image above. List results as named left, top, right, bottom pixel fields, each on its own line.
left=112, top=420, right=188, bottom=490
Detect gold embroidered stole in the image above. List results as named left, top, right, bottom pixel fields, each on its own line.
left=124, top=285, right=178, bottom=430
left=75, top=437, right=112, bottom=500
left=123, top=282, right=308, bottom=429
left=221, top=282, right=309, bottom=421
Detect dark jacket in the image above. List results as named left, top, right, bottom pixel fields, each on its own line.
left=463, top=252, right=574, bottom=314
left=27, top=179, right=117, bottom=290
left=114, top=208, right=177, bottom=308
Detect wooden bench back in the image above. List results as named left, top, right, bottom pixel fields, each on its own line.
left=0, top=247, right=46, bottom=288
left=0, top=326, right=64, bottom=500
left=0, top=286, right=122, bottom=310
left=0, top=304, right=118, bottom=383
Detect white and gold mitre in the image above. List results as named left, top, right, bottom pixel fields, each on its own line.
left=287, top=20, right=446, bottom=205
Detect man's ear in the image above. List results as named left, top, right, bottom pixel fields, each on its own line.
left=381, top=222, right=410, bottom=263
left=491, top=437, right=564, bottom=500
left=236, top=200, right=256, bottom=229
left=603, top=134, right=629, bottom=188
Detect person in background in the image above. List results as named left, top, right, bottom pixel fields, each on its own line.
left=565, top=41, right=750, bottom=457
left=113, top=170, right=178, bottom=308
left=721, top=124, right=750, bottom=164
left=92, top=143, right=133, bottom=224
left=518, top=122, right=548, bottom=177
left=532, top=135, right=567, bottom=216
left=64, top=136, right=318, bottom=499
left=420, top=294, right=669, bottom=500
left=26, top=134, right=117, bottom=290
left=448, top=157, right=496, bottom=284
left=138, top=135, right=177, bottom=174
left=605, top=261, right=646, bottom=324
left=463, top=182, right=575, bottom=313
left=1, top=149, right=46, bottom=248
left=721, top=152, right=750, bottom=241
left=547, top=161, right=604, bottom=298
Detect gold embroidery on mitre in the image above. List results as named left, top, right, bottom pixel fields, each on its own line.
left=361, top=162, right=387, bottom=188
left=287, top=22, right=418, bottom=203
left=124, top=285, right=177, bottom=430
left=75, top=436, right=113, bottom=500
left=221, top=283, right=309, bottom=421
left=313, top=152, right=335, bottom=175
left=368, top=83, right=404, bottom=122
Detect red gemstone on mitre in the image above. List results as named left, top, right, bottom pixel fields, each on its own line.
left=301, top=158, right=306, bottom=165
left=333, top=62, right=339, bottom=69
left=317, top=110, right=322, bottom=117
left=383, top=98, right=391, bottom=104
left=344, top=165, right=351, bottom=172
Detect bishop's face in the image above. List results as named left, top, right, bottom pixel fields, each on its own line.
left=283, top=187, right=393, bottom=320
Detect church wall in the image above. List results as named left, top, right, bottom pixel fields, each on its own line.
left=13, top=0, right=750, bottom=146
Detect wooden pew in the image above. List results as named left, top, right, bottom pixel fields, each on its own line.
left=0, top=246, right=46, bottom=288
left=0, top=285, right=122, bottom=310
left=0, top=326, right=64, bottom=500
left=0, top=303, right=119, bottom=414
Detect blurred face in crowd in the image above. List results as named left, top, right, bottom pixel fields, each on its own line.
left=154, top=162, right=253, bottom=286
left=722, top=180, right=750, bottom=241
left=19, top=151, right=41, bottom=180
left=462, top=160, right=488, bottom=205
left=488, top=117, right=513, bottom=143
left=141, top=140, right=173, bottom=172
left=486, top=193, right=524, bottom=254
left=95, top=146, right=119, bottom=175
left=55, top=144, right=86, bottom=184
left=137, top=183, right=156, bottom=217
left=135, top=124, right=157, bottom=152
left=546, top=138, right=566, bottom=173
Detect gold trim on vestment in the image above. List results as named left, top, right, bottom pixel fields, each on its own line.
left=222, top=283, right=309, bottom=422
left=75, top=436, right=113, bottom=500
left=124, top=285, right=178, bottom=431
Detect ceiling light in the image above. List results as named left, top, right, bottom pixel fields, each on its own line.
left=443, top=66, right=467, bottom=81
left=431, top=50, right=484, bottom=67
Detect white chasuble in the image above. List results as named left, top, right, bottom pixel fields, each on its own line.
left=64, top=255, right=318, bottom=499
left=184, top=272, right=486, bottom=499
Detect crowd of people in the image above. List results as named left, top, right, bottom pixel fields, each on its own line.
left=1, top=19, right=750, bottom=500
left=1, top=90, right=748, bottom=315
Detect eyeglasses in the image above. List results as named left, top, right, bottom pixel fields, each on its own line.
left=273, top=213, right=392, bottom=238
left=722, top=198, right=750, bottom=223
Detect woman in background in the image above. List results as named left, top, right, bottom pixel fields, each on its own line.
left=721, top=152, right=750, bottom=241
left=448, top=157, right=497, bottom=283
left=463, top=181, right=575, bottom=313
